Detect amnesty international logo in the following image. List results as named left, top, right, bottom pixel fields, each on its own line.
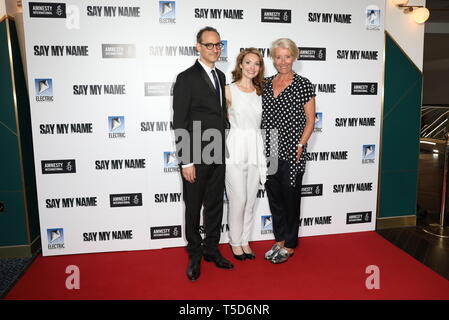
left=29, top=2, right=66, bottom=18
left=144, top=82, right=174, bottom=96
left=110, top=193, right=143, bottom=207
left=301, top=184, right=323, bottom=197
left=298, top=47, right=326, bottom=61
left=347, top=211, right=372, bottom=224
left=159, top=1, right=176, bottom=23
left=261, top=9, right=291, bottom=23
left=150, top=225, right=182, bottom=239
left=41, top=160, right=76, bottom=174
left=351, top=82, right=378, bottom=95
left=102, top=44, right=136, bottom=59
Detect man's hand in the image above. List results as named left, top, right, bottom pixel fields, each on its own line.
left=182, top=166, right=196, bottom=183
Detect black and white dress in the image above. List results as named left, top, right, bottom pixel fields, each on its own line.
left=262, top=73, right=316, bottom=186
left=262, top=72, right=316, bottom=250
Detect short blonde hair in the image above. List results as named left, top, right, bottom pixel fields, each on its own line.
left=269, top=38, right=299, bottom=60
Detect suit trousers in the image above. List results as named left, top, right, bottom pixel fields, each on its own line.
left=265, top=160, right=304, bottom=249
left=225, top=164, right=260, bottom=247
left=182, top=164, right=225, bottom=260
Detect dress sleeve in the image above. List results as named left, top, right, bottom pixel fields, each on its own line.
left=302, top=78, right=316, bottom=104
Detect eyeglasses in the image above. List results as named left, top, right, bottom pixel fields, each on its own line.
left=200, top=42, right=224, bottom=50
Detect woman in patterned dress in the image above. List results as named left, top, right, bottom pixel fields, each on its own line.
left=262, top=38, right=316, bottom=264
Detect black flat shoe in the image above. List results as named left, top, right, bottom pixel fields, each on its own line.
left=242, top=246, right=255, bottom=260
left=244, top=252, right=256, bottom=260
left=230, top=246, right=246, bottom=261
left=233, top=252, right=247, bottom=261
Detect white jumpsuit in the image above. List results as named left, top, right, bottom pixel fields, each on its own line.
left=225, top=83, right=267, bottom=247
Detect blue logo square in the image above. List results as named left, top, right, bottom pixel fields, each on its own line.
left=159, top=1, right=175, bottom=18
left=315, top=112, right=323, bottom=129
left=261, top=215, right=273, bottom=233
left=221, top=40, right=228, bottom=58
left=35, top=78, right=53, bottom=96
left=164, top=151, right=178, bottom=168
left=47, top=228, right=64, bottom=244
left=366, top=9, right=380, bottom=26
left=108, top=116, right=125, bottom=133
left=363, top=144, right=375, bottom=161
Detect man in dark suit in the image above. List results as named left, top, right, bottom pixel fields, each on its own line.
left=173, top=26, right=233, bottom=281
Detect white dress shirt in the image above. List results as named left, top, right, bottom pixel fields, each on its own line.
left=197, top=58, right=222, bottom=105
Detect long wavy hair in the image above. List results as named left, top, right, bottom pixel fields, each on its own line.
left=231, top=48, right=265, bottom=96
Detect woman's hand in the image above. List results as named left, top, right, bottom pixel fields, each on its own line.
left=297, top=144, right=303, bottom=162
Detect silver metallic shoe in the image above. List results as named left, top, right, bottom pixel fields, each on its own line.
left=271, top=247, right=293, bottom=264
left=264, top=244, right=281, bottom=260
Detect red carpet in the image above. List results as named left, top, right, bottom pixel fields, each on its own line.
left=5, top=231, right=449, bottom=300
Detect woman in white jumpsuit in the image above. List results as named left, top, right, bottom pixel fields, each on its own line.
left=225, top=48, right=267, bottom=260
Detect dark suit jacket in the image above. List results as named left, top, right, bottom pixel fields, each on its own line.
left=173, top=60, right=228, bottom=165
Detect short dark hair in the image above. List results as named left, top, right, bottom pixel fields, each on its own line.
left=196, top=26, right=220, bottom=43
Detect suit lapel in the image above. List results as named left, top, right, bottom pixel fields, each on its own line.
left=195, top=61, right=217, bottom=97
left=216, top=69, right=227, bottom=110
left=194, top=61, right=225, bottom=118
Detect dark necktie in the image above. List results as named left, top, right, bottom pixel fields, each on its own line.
left=211, top=69, right=221, bottom=100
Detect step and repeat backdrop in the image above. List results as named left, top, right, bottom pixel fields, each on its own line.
left=22, top=0, right=385, bottom=256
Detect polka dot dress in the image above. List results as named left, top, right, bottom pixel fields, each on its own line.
left=262, top=73, right=316, bottom=187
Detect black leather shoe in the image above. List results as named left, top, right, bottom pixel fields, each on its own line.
left=204, top=254, right=234, bottom=269
left=186, top=259, right=201, bottom=281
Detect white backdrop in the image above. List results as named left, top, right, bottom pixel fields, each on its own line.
left=22, top=0, right=385, bottom=256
